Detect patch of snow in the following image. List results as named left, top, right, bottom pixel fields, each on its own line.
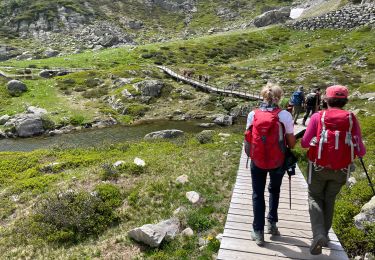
left=290, top=8, right=305, bottom=19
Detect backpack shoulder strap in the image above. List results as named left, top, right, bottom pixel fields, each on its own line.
left=317, top=110, right=327, bottom=160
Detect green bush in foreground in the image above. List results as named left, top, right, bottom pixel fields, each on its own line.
left=333, top=180, right=375, bottom=257
left=19, top=184, right=123, bottom=245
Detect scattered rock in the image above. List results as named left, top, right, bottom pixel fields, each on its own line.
left=196, top=130, right=214, bottom=144
left=176, top=174, right=189, bottom=184
left=213, top=115, right=233, bottom=126
left=354, top=196, right=375, bottom=230
left=198, top=123, right=215, bottom=128
left=134, top=157, right=146, bottom=167
left=27, top=106, right=47, bottom=116
left=0, top=115, right=10, bottom=125
left=113, top=160, right=125, bottom=168
left=6, top=80, right=27, bottom=96
left=186, top=191, right=200, bottom=204
left=181, top=227, right=194, bottom=237
left=331, top=56, right=350, bottom=67
left=173, top=206, right=187, bottom=216
left=144, top=129, right=184, bottom=140
left=128, top=218, right=180, bottom=247
left=218, top=133, right=231, bottom=138
left=39, top=70, right=56, bottom=78
left=199, top=237, right=209, bottom=246
left=348, top=177, right=357, bottom=187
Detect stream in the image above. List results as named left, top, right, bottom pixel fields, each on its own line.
left=0, top=120, right=245, bottom=152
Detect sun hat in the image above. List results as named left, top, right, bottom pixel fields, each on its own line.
left=325, top=85, right=348, bottom=99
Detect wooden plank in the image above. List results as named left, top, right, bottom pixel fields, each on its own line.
left=226, top=216, right=311, bottom=231
left=227, top=209, right=310, bottom=223
left=232, top=189, right=308, bottom=200
left=231, top=192, right=308, bottom=205
left=223, top=229, right=343, bottom=250
left=230, top=198, right=309, bottom=210
left=220, top=237, right=348, bottom=260
left=229, top=203, right=310, bottom=217
left=218, top=248, right=282, bottom=260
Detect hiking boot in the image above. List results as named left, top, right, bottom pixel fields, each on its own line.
left=266, top=221, right=280, bottom=236
left=302, top=119, right=306, bottom=126
left=251, top=230, right=264, bottom=246
left=310, top=234, right=329, bottom=255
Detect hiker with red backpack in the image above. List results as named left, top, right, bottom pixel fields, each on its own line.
left=245, top=83, right=296, bottom=246
left=301, top=85, right=366, bottom=255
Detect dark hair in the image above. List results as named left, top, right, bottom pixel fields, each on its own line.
left=326, top=98, right=348, bottom=108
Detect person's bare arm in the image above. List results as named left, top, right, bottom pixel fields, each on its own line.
left=285, top=133, right=296, bottom=149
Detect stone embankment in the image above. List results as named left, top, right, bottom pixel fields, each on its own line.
left=290, top=4, right=375, bottom=30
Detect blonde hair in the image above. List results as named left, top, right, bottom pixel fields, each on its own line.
left=260, top=83, right=283, bottom=105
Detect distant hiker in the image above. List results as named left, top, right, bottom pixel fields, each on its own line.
left=290, top=86, right=305, bottom=124
left=302, top=88, right=319, bottom=126
left=301, top=85, right=366, bottom=255
left=245, top=83, right=296, bottom=246
left=315, top=87, right=321, bottom=112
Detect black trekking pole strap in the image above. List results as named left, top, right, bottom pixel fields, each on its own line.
left=360, top=157, right=375, bottom=196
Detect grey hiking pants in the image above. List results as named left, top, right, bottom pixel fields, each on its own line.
left=308, top=166, right=346, bottom=239
left=293, top=105, right=303, bottom=123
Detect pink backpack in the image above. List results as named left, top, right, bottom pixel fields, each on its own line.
left=307, top=109, right=356, bottom=170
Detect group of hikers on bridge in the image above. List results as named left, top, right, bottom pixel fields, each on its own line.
left=244, top=83, right=367, bottom=255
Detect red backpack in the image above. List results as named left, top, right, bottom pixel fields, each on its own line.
left=307, top=109, right=355, bottom=170
left=245, top=108, right=286, bottom=170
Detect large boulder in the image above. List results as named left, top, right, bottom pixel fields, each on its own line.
left=39, top=70, right=56, bottom=78
left=134, top=80, right=164, bottom=97
left=128, top=218, right=180, bottom=247
left=14, top=114, right=44, bottom=137
left=144, top=129, right=184, bottom=139
left=354, top=196, right=375, bottom=230
left=213, top=115, right=233, bottom=126
left=253, top=7, right=291, bottom=27
left=6, top=80, right=27, bottom=96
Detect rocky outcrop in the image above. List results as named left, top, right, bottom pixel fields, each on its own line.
left=290, top=4, right=375, bottom=30
left=128, top=218, right=180, bottom=247
left=134, top=80, right=164, bottom=97
left=144, top=129, right=184, bottom=139
left=253, top=7, right=291, bottom=27
left=354, top=196, right=375, bottom=230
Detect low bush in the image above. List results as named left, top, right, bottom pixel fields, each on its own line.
left=187, top=207, right=217, bottom=232
left=123, top=104, right=149, bottom=117
left=22, top=185, right=122, bottom=244
left=333, top=180, right=375, bottom=257
left=69, top=115, right=85, bottom=126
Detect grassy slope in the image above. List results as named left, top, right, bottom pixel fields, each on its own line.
left=0, top=133, right=242, bottom=259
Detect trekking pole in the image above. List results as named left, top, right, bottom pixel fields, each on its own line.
left=359, top=157, right=375, bottom=196
left=289, top=175, right=292, bottom=210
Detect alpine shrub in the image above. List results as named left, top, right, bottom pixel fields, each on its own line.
left=25, top=185, right=122, bottom=244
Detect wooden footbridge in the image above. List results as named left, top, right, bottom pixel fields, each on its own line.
left=218, top=124, right=349, bottom=260
left=156, top=65, right=262, bottom=101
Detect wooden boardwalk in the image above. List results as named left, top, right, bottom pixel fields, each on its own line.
left=156, top=65, right=262, bottom=101
left=218, top=127, right=348, bottom=260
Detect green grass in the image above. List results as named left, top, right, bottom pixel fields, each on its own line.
left=0, top=133, right=242, bottom=259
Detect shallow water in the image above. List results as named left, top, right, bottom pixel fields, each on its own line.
left=0, top=120, right=245, bottom=152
